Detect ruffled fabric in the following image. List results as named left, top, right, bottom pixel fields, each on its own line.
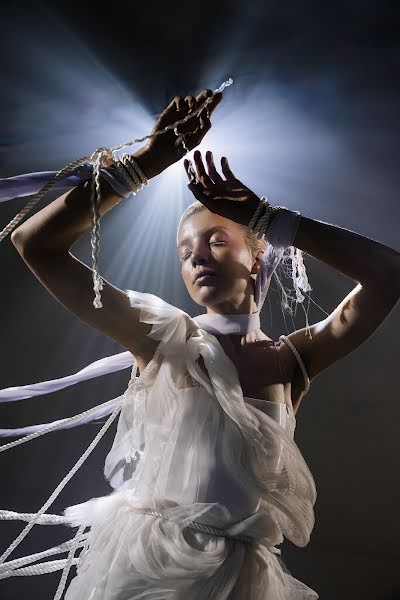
left=63, top=290, right=318, bottom=599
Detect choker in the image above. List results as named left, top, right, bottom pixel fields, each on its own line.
left=192, top=311, right=261, bottom=335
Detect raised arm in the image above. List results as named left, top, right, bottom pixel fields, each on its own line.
left=11, top=89, right=222, bottom=372
left=286, top=216, right=400, bottom=382
left=184, top=150, right=400, bottom=400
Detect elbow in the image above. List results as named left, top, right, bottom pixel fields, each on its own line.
left=10, top=227, right=27, bottom=251
left=10, top=227, right=51, bottom=259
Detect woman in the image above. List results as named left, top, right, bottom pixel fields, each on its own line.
left=8, top=87, right=400, bottom=599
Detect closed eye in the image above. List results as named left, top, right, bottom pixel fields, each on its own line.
left=180, top=241, right=225, bottom=261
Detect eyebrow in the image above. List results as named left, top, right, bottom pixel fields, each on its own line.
left=177, top=226, right=230, bottom=249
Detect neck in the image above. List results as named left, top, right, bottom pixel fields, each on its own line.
left=204, top=291, right=258, bottom=317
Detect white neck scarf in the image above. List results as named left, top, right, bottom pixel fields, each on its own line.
left=193, top=311, right=261, bottom=335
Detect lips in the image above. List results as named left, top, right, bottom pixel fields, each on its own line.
left=194, top=269, right=217, bottom=284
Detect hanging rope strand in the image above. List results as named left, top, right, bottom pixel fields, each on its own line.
left=0, top=405, right=121, bottom=565
left=0, top=78, right=233, bottom=244
left=0, top=78, right=233, bottom=309
left=0, top=394, right=125, bottom=450
left=0, top=532, right=87, bottom=576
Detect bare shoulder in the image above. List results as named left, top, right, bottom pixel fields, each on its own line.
left=281, top=278, right=400, bottom=393
left=11, top=242, right=159, bottom=372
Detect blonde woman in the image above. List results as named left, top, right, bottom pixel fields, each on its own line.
left=7, top=88, right=400, bottom=599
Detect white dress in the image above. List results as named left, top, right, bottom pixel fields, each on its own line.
left=63, top=290, right=318, bottom=599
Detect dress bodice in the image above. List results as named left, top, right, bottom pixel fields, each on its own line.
left=99, top=290, right=316, bottom=543
left=63, top=290, right=318, bottom=600
left=243, top=396, right=295, bottom=434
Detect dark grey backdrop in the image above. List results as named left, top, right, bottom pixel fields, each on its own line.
left=0, top=1, right=399, bottom=598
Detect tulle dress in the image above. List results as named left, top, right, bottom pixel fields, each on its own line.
left=63, top=290, right=318, bottom=599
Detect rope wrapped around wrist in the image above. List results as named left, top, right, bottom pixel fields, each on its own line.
left=246, top=197, right=312, bottom=334
left=102, top=153, right=148, bottom=198
left=247, top=196, right=286, bottom=238
left=89, top=151, right=149, bottom=308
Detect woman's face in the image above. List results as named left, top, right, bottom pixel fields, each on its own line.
left=177, top=208, right=258, bottom=314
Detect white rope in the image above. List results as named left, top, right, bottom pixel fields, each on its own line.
left=279, top=334, right=311, bottom=394
left=53, top=525, right=86, bottom=600
left=0, top=510, right=68, bottom=525
left=0, top=533, right=87, bottom=575
left=0, top=558, right=79, bottom=579
left=0, top=78, right=233, bottom=309
left=138, top=508, right=254, bottom=544
left=0, top=405, right=121, bottom=564
left=0, top=160, right=85, bottom=242
left=0, top=395, right=124, bottom=450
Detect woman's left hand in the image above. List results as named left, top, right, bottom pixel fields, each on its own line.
left=140, top=90, right=222, bottom=179
left=184, top=150, right=261, bottom=227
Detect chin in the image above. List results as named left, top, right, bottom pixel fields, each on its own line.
left=192, top=286, right=232, bottom=308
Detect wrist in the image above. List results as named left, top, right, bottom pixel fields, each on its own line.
left=132, top=146, right=171, bottom=180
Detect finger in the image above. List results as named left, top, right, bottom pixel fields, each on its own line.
left=183, top=158, right=198, bottom=184
left=185, top=95, right=197, bottom=113
left=195, top=91, right=222, bottom=123
left=205, top=151, right=223, bottom=184
left=221, top=156, right=237, bottom=182
left=193, top=150, right=213, bottom=187
left=174, top=96, right=186, bottom=111
left=183, top=117, right=210, bottom=151
left=156, top=96, right=185, bottom=128
left=183, top=159, right=191, bottom=180
left=195, top=89, right=213, bottom=105
left=189, top=112, right=210, bottom=146
left=199, top=110, right=211, bottom=130
left=205, top=92, right=223, bottom=117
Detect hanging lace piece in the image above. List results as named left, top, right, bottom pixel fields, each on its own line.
left=253, top=207, right=313, bottom=338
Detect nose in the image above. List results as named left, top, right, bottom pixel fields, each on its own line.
left=191, top=250, right=210, bottom=267
left=188, top=238, right=212, bottom=267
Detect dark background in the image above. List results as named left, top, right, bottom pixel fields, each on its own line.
left=0, top=1, right=399, bottom=598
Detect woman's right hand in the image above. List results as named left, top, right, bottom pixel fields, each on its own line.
left=136, top=89, right=223, bottom=179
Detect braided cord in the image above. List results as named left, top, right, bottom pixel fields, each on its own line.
left=0, top=77, right=232, bottom=243
left=120, top=155, right=142, bottom=187
left=0, top=510, right=68, bottom=525
left=139, top=508, right=254, bottom=544
left=0, top=405, right=121, bottom=564
left=279, top=334, right=311, bottom=394
left=0, top=78, right=233, bottom=308
left=0, top=395, right=123, bottom=453
left=0, top=532, right=87, bottom=577
left=90, top=151, right=107, bottom=308
left=53, top=524, right=86, bottom=600
left=125, top=154, right=148, bottom=184
left=0, top=558, right=79, bottom=579
left=248, top=197, right=266, bottom=229
left=248, top=196, right=285, bottom=238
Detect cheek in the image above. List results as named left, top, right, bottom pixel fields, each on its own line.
left=181, top=264, right=191, bottom=287
left=224, top=247, right=252, bottom=274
